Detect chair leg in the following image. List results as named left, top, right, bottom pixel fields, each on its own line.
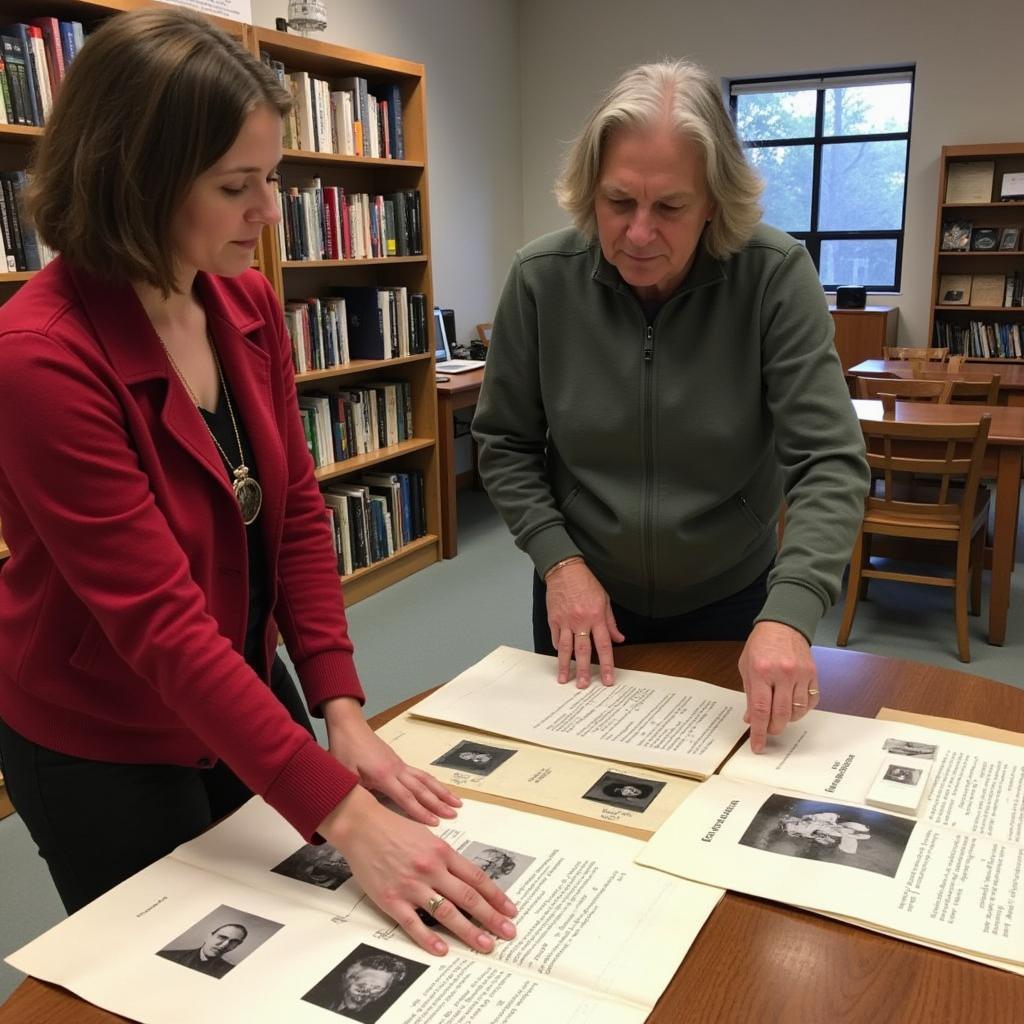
left=954, top=535, right=972, bottom=662
left=970, top=527, right=984, bottom=617
left=858, top=534, right=873, bottom=599
left=837, top=531, right=866, bottom=648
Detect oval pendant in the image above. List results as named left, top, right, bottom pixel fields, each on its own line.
left=234, top=475, right=263, bottom=525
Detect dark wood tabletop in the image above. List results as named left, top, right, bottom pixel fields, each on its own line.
left=3, top=642, right=1022, bottom=1023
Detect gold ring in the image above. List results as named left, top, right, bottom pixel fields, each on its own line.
left=576, top=631, right=589, bottom=638
left=808, top=688, right=820, bottom=696
left=426, top=894, right=446, bottom=916
left=792, top=701, right=807, bottom=708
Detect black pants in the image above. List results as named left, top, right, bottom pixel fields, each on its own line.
left=0, top=655, right=314, bottom=915
left=532, top=564, right=771, bottom=655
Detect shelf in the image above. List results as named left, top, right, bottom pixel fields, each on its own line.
left=341, top=533, right=439, bottom=606
left=942, top=202, right=1024, bottom=209
left=314, top=437, right=434, bottom=482
left=0, top=782, right=13, bottom=821
left=282, top=256, right=427, bottom=269
left=0, top=124, right=44, bottom=142
left=937, top=251, right=1024, bottom=257
left=0, top=537, right=8, bottom=560
left=935, top=305, right=1024, bottom=312
left=0, top=271, right=38, bottom=283
left=964, top=357, right=1024, bottom=364
left=295, top=352, right=431, bottom=384
left=282, top=148, right=424, bottom=171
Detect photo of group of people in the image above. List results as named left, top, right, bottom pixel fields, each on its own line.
left=882, top=738, right=938, bottom=760
left=432, top=739, right=518, bottom=776
left=738, top=794, right=917, bottom=877
left=155, top=905, right=282, bottom=980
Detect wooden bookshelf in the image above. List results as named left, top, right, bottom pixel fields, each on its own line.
left=930, top=143, right=1024, bottom=362
left=0, top=2, right=443, bottom=598
left=0, top=778, right=13, bottom=821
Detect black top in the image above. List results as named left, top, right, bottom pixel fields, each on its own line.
left=199, top=385, right=270, bottom=676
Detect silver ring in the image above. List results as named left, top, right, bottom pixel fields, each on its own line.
left=426, top=894, right=446, bottom=916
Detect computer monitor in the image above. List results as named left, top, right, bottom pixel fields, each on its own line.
left=433, top=307, right=450, bottom=361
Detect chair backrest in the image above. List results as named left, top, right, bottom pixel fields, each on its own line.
left=947, top=354, right=966, bottom=371
left=855, top=376, right=952, bottom=403
left=475, top=322, right=493, bottom=348
left=912, top=370, right=1001, bottom=405
left=885, top=346, right=949, bottom=362
left=861, top=415, right=992, bottom=531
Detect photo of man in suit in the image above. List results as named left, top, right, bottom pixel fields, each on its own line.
left=157, top=922, right=248, bottom=979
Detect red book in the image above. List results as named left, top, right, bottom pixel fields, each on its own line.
left=29, top=17, right=63, bottom=96
left=339, top=187, right=352, bottom=260
left=322, top=186, right=338, bottom=259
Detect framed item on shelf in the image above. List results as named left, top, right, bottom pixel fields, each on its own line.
left=970, top=275, right=1006, bottom=308
left=969, top=228, right=1000, bottom=252
left=938, top=275, right=972, bottom=306
left=944, top=161, right=995, bottom=204
left=940, top=221, right=972, bottom=251
left=998, top=226, right=1020, bottom=251
left=1000, top=171, right=1024, bottom=202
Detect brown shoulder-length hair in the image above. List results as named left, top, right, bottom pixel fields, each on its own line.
left=26, top=7, right=291, bottom=294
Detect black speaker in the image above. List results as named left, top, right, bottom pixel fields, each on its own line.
left=836, top=285, right=867, bottom=309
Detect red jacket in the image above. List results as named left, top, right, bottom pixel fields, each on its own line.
left=0, top=258, right=364, bottom=840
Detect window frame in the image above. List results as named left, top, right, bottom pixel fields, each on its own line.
left=729, top=67, right=915, bottom=293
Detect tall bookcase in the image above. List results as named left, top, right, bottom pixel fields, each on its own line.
left=0, top=1, right=443, bottom=609
left=929, top=143, right=1024, bottom=362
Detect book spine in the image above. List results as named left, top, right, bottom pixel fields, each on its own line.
left=13, top=25, right=41, bottom=126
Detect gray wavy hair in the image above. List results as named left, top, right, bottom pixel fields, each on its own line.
left=554, top=59, right=763, bottom=260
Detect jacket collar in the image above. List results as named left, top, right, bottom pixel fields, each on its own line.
left=590, top=232, right=728, bottom=300
left=64, top=263, right=266, bottom=383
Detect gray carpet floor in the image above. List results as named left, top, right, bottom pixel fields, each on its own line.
left=2, top=488, right=1022, bottom=1003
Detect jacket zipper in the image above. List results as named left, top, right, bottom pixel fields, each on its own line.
left=642, top=323, right=655, bottom=614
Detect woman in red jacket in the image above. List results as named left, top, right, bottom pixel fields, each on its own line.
left=0, top=8, right=515, bottom=957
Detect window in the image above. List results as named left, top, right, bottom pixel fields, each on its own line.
left=730, top=69, right=914, bottom=292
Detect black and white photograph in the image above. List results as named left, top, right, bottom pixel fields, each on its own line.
left=970, top=227, right=1000, bottom=251
left=155, top=905, right=283, bottom=979
left=940, top=220, right=972, bottom=251
left=302, top=943, right=427, bottom=1022
left=883, top=738, right=939, bottom=759
left=431, top=738, right=518, bottom=776
left=738, top=795, right=916, bottom=877
left=459, top=840, right=534, bottom=892
left=271, top=843, right=353, bottom=890
left=883, top=764, right=922, bottom=785
left=581, top=770, right=666, bottom=812
left=998, top=226, right=1021, bottom=251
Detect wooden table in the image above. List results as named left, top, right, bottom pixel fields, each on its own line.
left=848, top=359, right=1024, bottom=406
left=3, top=641, right=1022, bottom=1023
left=435, top=367, right=485, bottom=558
left=852, top=399, right=1024, bottom=646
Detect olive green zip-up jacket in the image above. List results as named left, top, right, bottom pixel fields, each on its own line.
left=472, top=224, right=870, bottom=642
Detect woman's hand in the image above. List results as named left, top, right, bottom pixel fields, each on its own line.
left=545, top=560, right=624, bottom=688
left=319, top=786, right=518, bottom=956
left=738, top=621, right=819, bottom=753
left=324, top=697, right=460, bottom=826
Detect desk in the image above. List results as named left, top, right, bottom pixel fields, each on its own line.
left=853, top=399, right=1024, bottom=646
left=3, top=642, right=1022, bottom=1023
left=435, top=368, right=485, bottom=558
left=848, top=359, right=1024, bottom=406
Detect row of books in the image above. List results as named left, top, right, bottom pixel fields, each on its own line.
left=937, top=273, right=1024, bottom=308
left=934, top=320, right=1023, bottom=359
left=0, top=170, right=54, bottom=272
left=285, top=288, right=430, bottom=373
left=260, top=53, right=404, bottom=160
left=0, top=19, right=83, bottom=127
left=324, top=470, right=426, bottom=577
left=277, top=182, right=422, bottom=262
left=298, top=380, right=414, bottom=469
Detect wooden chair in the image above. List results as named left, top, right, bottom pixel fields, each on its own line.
left=913, top=369, right=1001, bottom=405
left=475, top=322, right=493, bottom=349
left=947, top=355, right=966, bottom=371
left=855, top=376, right=952, bottom=403
left=836, top=415, right=992, bottom=662
left=885, top=346, right=949, bottom=361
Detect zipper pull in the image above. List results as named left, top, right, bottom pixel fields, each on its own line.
left=643, top=324, right=654, bottom=362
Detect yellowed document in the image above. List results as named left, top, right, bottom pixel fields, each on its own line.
left=8, top=798, right=723, bottom=1024
left=637, top=775, right=1023, bottom=970
left=410, top=646, right=749, bottom=779
left=877, top=707, right=1024, bottom=747
left=378, top=711, right=698, bottom=837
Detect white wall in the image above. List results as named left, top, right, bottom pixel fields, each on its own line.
left=518, top=0, right=1022, bottom=344
left=251, top=0, right=522, bottom=351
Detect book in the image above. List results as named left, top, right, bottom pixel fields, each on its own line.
left=944, top=160, right=995, bottom=204
left=969, top=227, right=1000, bottom=251
left=939, top=221, right=971, bottom=252
left=11, top=24, right=41, bottom=126
left=970, top=274, right=1005, bottom=308
left=937, top=274, right=971, bottom=305
left=1, top=34, right=32, bottom=126
left=335, top=286, right=387, bottom=360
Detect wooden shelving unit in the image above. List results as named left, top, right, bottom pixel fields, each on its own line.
left=929, top=143, right=1024, bottom=362
left=0, top=3, right=443, bottom=602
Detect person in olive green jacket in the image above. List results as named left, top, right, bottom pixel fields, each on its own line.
left=472, top=59, right=869, bottom=753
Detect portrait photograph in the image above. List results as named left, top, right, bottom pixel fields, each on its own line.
left=458, top=840, right=534, bottom=892
left=302, top=943, right=427, bottom=1022
left=738, top=794, right=916, bottom=878
left=431, top=738, right=518, bottom=776
left=998, top=226, right=1020, bottom=251
left=155, top=904, right=283, bottom=980
left=581, top=770, right=666, bottom=812
left=882, top=738, right=939, bottom=759
left=883, top=764, right=922, bottom=786
left=271, top=843, right=353, bottom=890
